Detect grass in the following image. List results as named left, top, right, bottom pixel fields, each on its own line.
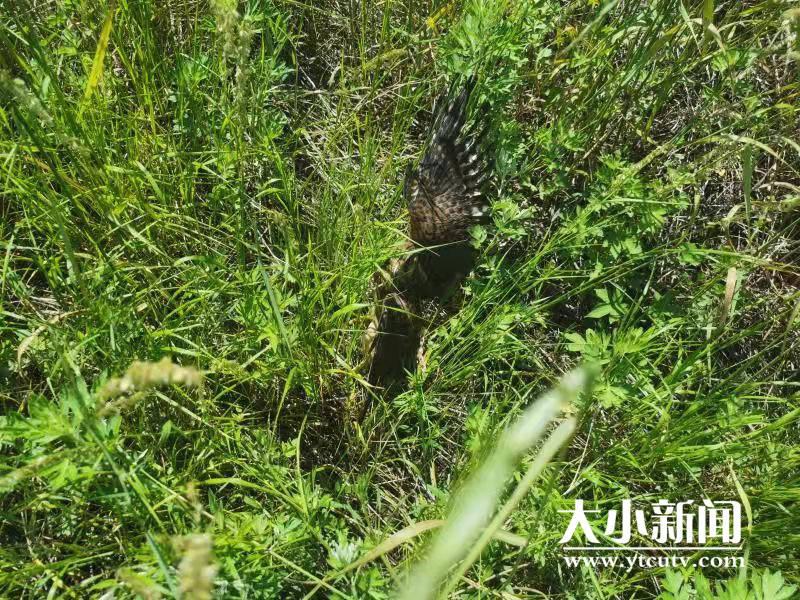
left=1, top=0, right=799, bottom=597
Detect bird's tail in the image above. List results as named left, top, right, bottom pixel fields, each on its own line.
left=364, top=288, right=421, bottom=389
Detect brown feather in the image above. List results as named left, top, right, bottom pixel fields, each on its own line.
left=366, top=76, right=492, bottom=390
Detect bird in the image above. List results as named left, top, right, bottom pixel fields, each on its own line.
left=365, top=75, right=494, bottom=389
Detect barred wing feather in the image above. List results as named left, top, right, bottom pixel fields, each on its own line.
left=406, top=76, right=492, bottom=246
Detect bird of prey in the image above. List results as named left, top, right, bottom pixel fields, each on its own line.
left=365, top=76, right=493, bottom=388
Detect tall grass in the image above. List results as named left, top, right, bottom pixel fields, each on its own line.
left=1, top=0, right=799, bottom=597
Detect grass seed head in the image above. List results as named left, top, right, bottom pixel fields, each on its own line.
left=177, top=534, right=217, bottom=600
left=97, top=357, right=203, bottom=406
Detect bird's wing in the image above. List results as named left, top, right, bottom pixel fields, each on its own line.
left=405, top=76, right=492, bottom=246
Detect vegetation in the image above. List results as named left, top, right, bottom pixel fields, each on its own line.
left=1, top=0, right=799, bottom=597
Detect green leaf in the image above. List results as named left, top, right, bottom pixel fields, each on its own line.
left=754, top=570, right=797, bottom=600
left=82, top=1, right=116, bottom=105
left=587, top=304, right=613, bottom=319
